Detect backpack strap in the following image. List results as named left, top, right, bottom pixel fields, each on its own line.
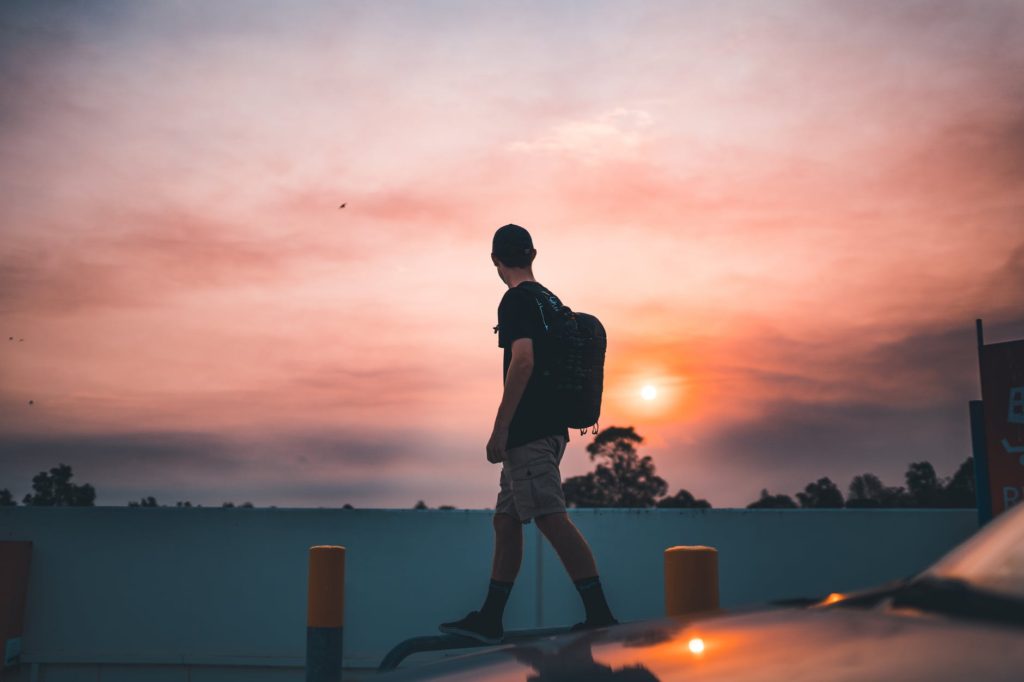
left=493, top=284, right=551, bottom=337
left=507, top=283, right=547, bottom=332
left=534, top=297, right=549, bottom=331
left=516, top=282, right=562, bottom=332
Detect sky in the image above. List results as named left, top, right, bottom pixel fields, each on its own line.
left=1, top=0, right=1023, bottom=508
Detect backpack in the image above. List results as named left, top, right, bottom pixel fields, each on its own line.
left=515, top=282, right=606, bottom=435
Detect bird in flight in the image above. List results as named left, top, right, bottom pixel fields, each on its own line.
left=339, top=203, right=346, bottom=209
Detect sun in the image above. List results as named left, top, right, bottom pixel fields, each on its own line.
left=641, top=384, right=657, bottom=401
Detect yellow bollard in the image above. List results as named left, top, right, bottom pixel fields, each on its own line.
left=306, top=545, right=346, bottom=682
left=664, top=546, right=719, bottom=617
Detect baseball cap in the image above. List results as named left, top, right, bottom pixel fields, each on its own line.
left=492, top=223, right=534, bottom=257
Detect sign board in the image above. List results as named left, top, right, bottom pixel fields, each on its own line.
left=978, top=337, right=1024, bottom=518
left=0, top=541, right=32, bottom=678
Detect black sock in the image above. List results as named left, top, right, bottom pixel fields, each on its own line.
left=574, top=575, right=615, bottom=623
left=479, top=579, right=513, bottom=624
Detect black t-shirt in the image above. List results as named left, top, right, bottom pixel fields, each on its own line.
left=496, top=281, right=571, bottom=449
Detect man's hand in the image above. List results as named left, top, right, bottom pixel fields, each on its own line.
left=487, top=426, right=508, bottom=464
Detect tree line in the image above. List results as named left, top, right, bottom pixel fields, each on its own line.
left=562, top=426, right=975, bottom=509
left=746, top=459, right=975, bottom=509
left=1, top=427, right=976, bottom=510
left=0, top=463, right=254, bottom=508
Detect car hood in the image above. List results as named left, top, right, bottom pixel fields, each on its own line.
left=379, top=605, right=1024, bottom=681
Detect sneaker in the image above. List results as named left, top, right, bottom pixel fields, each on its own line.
left=439, top=610, right=504, bottom=644
left=570, top=617, right=619, bottom=632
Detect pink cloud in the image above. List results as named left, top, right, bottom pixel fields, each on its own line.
left=2, top=0, right=1023, bottom=507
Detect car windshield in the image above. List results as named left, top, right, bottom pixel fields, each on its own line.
left=924, top=503, right=1024, bottom=601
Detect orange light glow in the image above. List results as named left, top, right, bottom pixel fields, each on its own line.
left=641, top=384, right=658, bottom=401
left=688, top=637, right=705, bottom=654
left=820, top=592, right=845, bottom=605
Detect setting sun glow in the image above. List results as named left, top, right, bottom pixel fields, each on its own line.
left=641, top=385, right=658, bottom=401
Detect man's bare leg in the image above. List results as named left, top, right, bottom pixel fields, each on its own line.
left=440, top=513, right=523, bottom=640
left=533, top=511, right=597, bottom=580
left=491, top=512, right=524, bottom=581
left=535, top=511, right=616, bottom=626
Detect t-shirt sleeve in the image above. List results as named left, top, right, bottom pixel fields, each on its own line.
left=497, top=290, right=538, bottom=348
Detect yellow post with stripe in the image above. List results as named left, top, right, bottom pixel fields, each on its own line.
left=664, top=545, right=719, bottom=617
left=306, top=545, right=345, bottom=682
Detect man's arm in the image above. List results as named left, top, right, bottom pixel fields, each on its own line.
left=495, top=337, right=534, bottom=429
left=487, top=337, right=534, bottom=463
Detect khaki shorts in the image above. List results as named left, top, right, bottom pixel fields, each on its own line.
left=495, top=434, right=568, bottom=524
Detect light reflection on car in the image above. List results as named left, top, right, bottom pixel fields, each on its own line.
left=380, top=503, right=1024, bottom=681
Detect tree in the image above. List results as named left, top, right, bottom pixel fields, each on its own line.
left=905, top=461, right=943, bottom=507
left=846, top=473, right=884, bottom=507
left=561, top=472, right=607, bottom=507
left=878, top=486, right=911, bottom=507
left=746, top=489, right=798, bottom=509
left=943, top=458, right=975, bottom=508
left=845, top=460, right=978, bottom=509
left=0, top=489, right=16, bottom=506
left=22, top=464, right=95, bottom=506
left=128, top=496, right=159, bottom=507
left=413, top=500, right=428, bottom=510
left=563, top=426, right=668, bottom=508
left=796, top=477, right=844, bottom=508
left=845, top=473, right=911, bottom=508
left=656, top=489, right=711, bottom=508
left=342, top=503, right=354, bottom=510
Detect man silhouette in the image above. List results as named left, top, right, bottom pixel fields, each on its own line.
left=439, top=224, right=617, bottom=643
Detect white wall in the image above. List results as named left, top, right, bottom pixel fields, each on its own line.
left=1, top=507, right=978, bottom=681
